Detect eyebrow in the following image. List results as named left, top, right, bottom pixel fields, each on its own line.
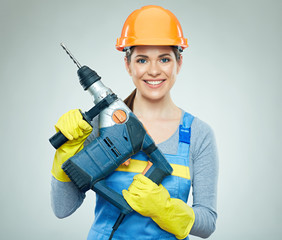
left=134, top=53, right=172, bottom=58
left=135, top=54, right=148, bottom=58
left=159, top=53, right=172, bottom=58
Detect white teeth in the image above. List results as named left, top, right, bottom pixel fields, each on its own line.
left=146, top=80, right=163, bottom=85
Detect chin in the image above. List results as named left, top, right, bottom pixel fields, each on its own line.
left=142, top=91, right=167, bottom=102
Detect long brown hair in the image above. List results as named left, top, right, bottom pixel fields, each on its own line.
left=124, top=88, right=136, bottom=111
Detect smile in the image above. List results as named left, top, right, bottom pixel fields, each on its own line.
left=144, top=80, right=165, bottom=85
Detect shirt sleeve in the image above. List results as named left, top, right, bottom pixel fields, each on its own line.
left=189, top=117, right=219, bottom=238
left=50, top=176, right=85, bottom=218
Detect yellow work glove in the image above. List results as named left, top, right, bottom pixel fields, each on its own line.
left=122, top=174, right=195, bottom=239
left=51, top=109, right=92, bottom=182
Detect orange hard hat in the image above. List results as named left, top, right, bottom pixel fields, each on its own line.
left=116, top=5, right=188, bottom=51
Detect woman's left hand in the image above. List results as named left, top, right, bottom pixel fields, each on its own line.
left=122, top=174, right=169, bottom=216
left=122, top=174, right=195, bottom=239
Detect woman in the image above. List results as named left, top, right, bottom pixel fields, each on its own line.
left=51, top=5, right=218, bottom=240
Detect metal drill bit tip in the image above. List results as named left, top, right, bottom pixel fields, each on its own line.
left=60, top=42, right=82, bottom=69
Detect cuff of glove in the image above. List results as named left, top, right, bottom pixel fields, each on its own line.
left=51, top=144, right=85, bottom=182
left=151, top=198, right=195, bottom=239
left=51, top=167, right=71, bottom=182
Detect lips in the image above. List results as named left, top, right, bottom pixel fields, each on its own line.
left=143, top=79, right=165, bottom=86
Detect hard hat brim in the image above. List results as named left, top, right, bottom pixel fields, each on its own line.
left=116, top=37, right=188, bottom=51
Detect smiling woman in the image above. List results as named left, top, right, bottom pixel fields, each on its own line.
left=125, top=46, right=181, bottom=103
left=50, top=5, right=219, bottom=240
left=123, top=46, right=183, bottom=144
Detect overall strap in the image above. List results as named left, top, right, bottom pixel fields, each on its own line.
left=177, top=112, right=194, bottom=157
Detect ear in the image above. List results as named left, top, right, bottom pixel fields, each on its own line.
left=176, top=55, right=183, bottom=74
left=124, top=56, right=132, bottom=76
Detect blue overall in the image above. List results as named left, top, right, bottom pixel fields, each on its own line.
left=87, top=112, right=194, bottom=240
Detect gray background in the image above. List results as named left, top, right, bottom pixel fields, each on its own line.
left=1, top=0, right=281, bottom=239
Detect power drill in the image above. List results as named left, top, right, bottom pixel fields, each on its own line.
left=49, top=43, right=173, bottom=239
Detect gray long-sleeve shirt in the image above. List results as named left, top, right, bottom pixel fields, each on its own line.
left=51, top=111, right=218, bottom=238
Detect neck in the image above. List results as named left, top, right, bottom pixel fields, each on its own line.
left=133, top=90, right=180, bottom=120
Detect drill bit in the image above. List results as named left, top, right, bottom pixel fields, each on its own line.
left=60, top=43, right=82, bottom=69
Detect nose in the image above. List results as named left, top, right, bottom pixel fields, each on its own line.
left=147, top=61, right=161, bottom=77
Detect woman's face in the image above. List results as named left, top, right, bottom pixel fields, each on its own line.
left=125, top=46, right=182, bottom=101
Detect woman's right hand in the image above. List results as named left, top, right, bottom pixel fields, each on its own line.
left=55, top=109, right=92, bottom=143
left=51, top=109, right=93, bottom=182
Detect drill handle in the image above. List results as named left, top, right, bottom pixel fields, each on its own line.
left=49, top=131, right=69, bottom=150
left=124, top=113, right=173, bottom=184
left=49, top=110, right=92, bottom=149
left=49, top=93, right=118, bottom=149
left=142, top=134, right=173, bottom=184
left=92, top=180, right=133, bottom=215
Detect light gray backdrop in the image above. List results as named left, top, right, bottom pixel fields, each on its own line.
left=0, top=0, right=281, bottom=239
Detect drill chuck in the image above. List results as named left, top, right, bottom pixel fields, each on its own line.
left=78, top=66, right=101, bottom=90
left=60, top=43, right=101, bottom=91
